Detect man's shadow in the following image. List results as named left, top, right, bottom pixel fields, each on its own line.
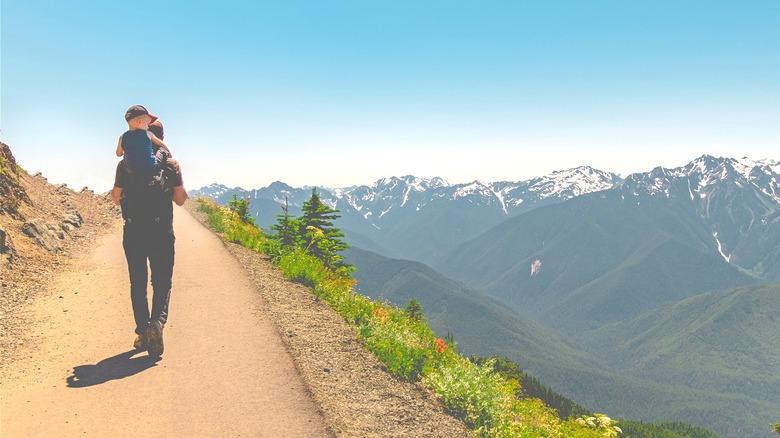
left=66, top=350, right=160, bottom=388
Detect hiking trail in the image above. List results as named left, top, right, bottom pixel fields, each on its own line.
left=1, top=209, right=330, bottom=436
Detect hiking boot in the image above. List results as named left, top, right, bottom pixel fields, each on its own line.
left=133, top=332, right=148, bottom=350
left=147, top=320, right=164, bottom=358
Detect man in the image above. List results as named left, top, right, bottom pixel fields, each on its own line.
left=111, top=117, right=187, bottom=358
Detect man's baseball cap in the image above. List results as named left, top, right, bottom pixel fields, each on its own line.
left=124, top=105, right=158, bottom=122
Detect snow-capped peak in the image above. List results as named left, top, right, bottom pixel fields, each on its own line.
left=618, top=156, right=780, bottom=203
left=526, top=166, right=621, bottom=199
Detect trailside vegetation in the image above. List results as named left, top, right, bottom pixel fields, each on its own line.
left=227, top=193, right=255, bottom=225
left=195, top=196, right=719, bottom=438
left=471, top=356, right=589, bottom=421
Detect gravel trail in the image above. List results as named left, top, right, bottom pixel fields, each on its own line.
left=1, top=208, right=331, bottom=437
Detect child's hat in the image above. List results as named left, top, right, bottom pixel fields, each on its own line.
left=125, top=105, right=158, bottom=122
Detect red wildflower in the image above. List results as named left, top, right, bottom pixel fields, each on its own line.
left=434, top=338, right=446, bottom=354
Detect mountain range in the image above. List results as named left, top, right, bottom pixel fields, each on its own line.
left=194, top=155, right=780, bottom=437
left=194, top=165, right=622, bottom=262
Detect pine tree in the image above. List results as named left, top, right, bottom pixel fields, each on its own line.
left=270, top=197, right=301, bottom=249
left=299, top=188, right=351, bottom=270
left=405, top=298, right=423, bottom=321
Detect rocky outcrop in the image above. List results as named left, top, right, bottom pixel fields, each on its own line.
left=22, top=218, right=63, bottom=252
left=19, top=204, right=84, bottom=252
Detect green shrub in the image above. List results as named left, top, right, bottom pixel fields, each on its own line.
left=426, top=357, right=519, bottom=435
left=278, top=248, right=327, bottom=288
left=332, top=291, right=375, bottom=326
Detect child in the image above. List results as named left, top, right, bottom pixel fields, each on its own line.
left=112, top=107, right=182, bottom=209
left=116, top=105, right=171, bottom=174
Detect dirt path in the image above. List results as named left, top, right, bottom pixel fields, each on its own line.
left=1, top=209, right=332, bottom=437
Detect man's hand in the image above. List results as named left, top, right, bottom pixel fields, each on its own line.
left=111, top=186, right=122, bottom=206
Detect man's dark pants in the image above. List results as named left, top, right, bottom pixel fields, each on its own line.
left=122, top=221, right=175, bottom=335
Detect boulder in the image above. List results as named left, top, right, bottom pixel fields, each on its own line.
left=22, top=218, right=63, bottom=252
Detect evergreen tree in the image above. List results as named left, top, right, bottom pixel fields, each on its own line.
left=405, top=298, right=423, bottom=322
left=228, top=194, right=255, bottom=225
left=270, top=197, right=301, bottom=249
left=300, top=188, right=351, bottom=270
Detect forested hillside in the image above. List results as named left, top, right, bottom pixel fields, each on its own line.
left=437, top=191, right=757, bottom=332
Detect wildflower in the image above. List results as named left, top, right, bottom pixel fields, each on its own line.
left=434, top=338, right=447, bottom=354
left=371, top=308, right=390, bottom=325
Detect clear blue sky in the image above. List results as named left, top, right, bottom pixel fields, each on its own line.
left=2, top=1, right=778, bottom=192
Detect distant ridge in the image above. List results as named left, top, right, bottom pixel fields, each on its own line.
left=193, top=165, right=622, bottom=262
left=195, top=165, right=621, bottom=218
